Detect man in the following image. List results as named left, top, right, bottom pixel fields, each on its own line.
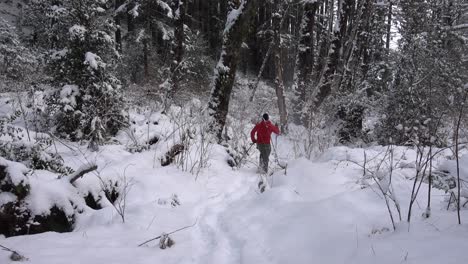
left=250, top=113, right=280, bottom=174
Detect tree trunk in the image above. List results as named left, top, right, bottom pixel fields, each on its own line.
left=386, top=2, right=393, bottom=51
left=115, top=0, right=123, bottom=52
left=292, top=2, right=318, bottom=125
left=208, top=0, right=257, bottom=142
left=273, top=0, right=288, bottom=133
left=315, top=0, right=333, bottom=86
left=143, top=40, right=149, bottom=81
left=127, top=2, right=135, bottom=33
left=336, top=0, right=364, bottom=92
left=312, top=0, right=354, bottom=112
left=164, top=0, right=185, bottom=111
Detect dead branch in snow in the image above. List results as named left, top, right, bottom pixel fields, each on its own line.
left=138, top=218, right=198, bottom=247
left=0, top=244, right=28, bottom=261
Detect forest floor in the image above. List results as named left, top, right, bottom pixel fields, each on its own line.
left=1, top=108, right=468, bottom=264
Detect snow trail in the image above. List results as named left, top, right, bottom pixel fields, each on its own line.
left=190, top=158, right=356, bottom=264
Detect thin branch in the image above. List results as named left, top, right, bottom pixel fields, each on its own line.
left=0, top=244, right=27, bottom=261
left=138, top=218, right=198, bottom=247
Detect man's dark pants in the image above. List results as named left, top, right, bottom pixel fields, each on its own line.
left=257, top=143, right=271, bottom=173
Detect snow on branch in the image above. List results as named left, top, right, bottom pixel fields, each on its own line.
left=68, top=163, right=98, bottom=183
left=158, top=0, right=174, bottom=18
left=224, top=0, right=247, bottom=35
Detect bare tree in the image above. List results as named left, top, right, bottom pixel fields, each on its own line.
left=453, top=88, right=468, bottom=224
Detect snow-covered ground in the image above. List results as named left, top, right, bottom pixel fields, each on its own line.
left=2, top=135, right=468, bottom=264
left=1, top=103, right=468, bottom=264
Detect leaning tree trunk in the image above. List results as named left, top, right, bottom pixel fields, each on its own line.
left=208, top=0, right=257, bottom=142
left=273, top=0, right=288, bottom=133
left=292, top=1, right=318, bottom=125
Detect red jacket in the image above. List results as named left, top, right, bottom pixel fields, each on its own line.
left=251, top=120, right=280, bottom=144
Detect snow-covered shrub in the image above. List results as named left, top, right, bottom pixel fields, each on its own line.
left=0, top=18, right=37, bottom=91
left=0, top=141, right=73, bottom=174
left=27, top=0, right=128, bottom=142
left=1, top=100, right=74, bottom=175
left=0, top=108, right=22, bottom=139
left=0, top=159, right=30, bottom=200
left=0, top=158, right=83, bottom=237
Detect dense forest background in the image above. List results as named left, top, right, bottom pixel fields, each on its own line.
left=1, top=0, right=467, bottom=146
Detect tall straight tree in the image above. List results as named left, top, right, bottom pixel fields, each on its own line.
left=293, top=1, right=319, bottom=125
left=273, top=0, right=288, bottom=133
left=208, top=0, right=257, bottom=141
left=164, top=0, right=185, bottom=111
left=114, top=0, right=124, bottom=52
left=312, top=0, right=355, bottom=111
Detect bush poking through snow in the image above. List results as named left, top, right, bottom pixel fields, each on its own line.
left=0, top=244, right=28, bottom=262
left=84, top=178, right=121, bottom=210
left=157, top=194, right=180, bottom=208
left=10, top=251, right=27, bottom=262
left=170, top=194, right=180, bottom=207
left=348, top=147, right=402, bottom=230
left=165, top=102, right=213, bottom=177
left=103, top=180, right=121, bottom=205
left=159, top=233, right=175, bottom=249
left=161, top=144, right=185, bottom=166
left=148, top=135, right=160, bottom=146
left=84, top=192, right=102, bottom=210
left=369, top=227, right=390, bottom=236
left=111, top=173, right=134, bottom=223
